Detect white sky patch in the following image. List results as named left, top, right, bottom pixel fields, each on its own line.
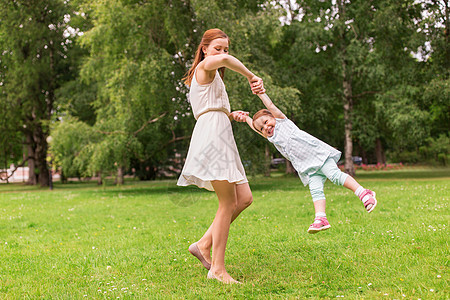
left=345, top=19, right=354, bottom=25
left=411, top=41, right=432, bottom=61
left=64, top=14, right=71, bottom=23
left=276, top=0, right=305, bottom=25
left=63, top=26, right=81, bottom=38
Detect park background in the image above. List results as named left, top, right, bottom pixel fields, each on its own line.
left=0, top=0, right=448, bottom=186
left=0, top=0, right=448, bottom=299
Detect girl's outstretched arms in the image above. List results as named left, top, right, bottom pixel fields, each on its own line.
left=257, top=94, right=286, bottom=119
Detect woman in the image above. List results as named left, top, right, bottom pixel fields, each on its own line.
left=177, top=28, right=264, bottom=284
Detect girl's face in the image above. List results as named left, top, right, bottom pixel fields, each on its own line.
left=254, top=115, right=276, bottom=138
left=203, top=38, right=229, bottom=57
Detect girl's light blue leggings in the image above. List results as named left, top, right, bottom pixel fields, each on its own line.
left=308, top=157, right=349, bottom=202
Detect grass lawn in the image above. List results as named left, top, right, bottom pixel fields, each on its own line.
left=0, top=168, right=448, bottom=299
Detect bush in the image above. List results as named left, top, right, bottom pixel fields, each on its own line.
left=419, top=134, right=450, bottom=166
left=387, top=134, right=449, bottom=166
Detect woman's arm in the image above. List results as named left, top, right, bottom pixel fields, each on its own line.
left=257, top=94, right=286, bottom=119
left=199, top=54, right=265, bottom=94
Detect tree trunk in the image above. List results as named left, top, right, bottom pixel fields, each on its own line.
left=375, top=138, right=386, bottom=164
left=97, top=171, right=103, bottom=185
left=26, top=134, right=37, bottom=185
left=116, top=166, right=124, bottom=185
left=339, top=0, right=355, bottom=177
left=34, top=129, right=49, bottom=187
left=264, top=144, right=271, bottom=177
left=342, top=62, right=355, bottom=176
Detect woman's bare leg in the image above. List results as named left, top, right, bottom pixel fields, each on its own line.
left=195, top=183, right=252, bottom=267
left=205, top=180, right=239, bottom=283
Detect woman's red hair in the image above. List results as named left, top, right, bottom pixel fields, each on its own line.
left=183, top=29, right=229, bottom=86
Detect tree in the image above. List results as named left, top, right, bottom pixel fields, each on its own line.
left=50, top=0, right=194, bottom=183
left=0, top=0, right=78, bottom=186
left=275, top=0, right=435, bottom=173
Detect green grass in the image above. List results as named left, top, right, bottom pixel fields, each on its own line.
left=0, top=168, right=448, bottom=299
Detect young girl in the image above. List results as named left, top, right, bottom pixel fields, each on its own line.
left=233, top=93, right=377, bottom=233
left=177, top=28, right=265, bottom=284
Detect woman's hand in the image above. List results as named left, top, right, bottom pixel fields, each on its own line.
left=230, top=111, right=249, bottom=122
left=248, top=75, right=265, bottom=95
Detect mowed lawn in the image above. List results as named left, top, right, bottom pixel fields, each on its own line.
left=0, top=168, right=448, bottom=299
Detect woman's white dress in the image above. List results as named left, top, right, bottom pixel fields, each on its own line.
left=177, top=69, right=248, bottom=191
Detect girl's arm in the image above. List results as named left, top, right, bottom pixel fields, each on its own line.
left=244, top=115, right=265, bottom=137
left=257, top=93, right=286, bottom=119
left=230, top=111, right=266, bottom=138
left=199, top=54, right=265, bottom=94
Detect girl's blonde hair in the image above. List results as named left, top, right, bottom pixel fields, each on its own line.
left=252, top=109, right=273, bottom=132
left=183, top=28, right=229, bottom=86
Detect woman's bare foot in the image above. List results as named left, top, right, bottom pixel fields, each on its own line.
left=207, top=269, right=241, bottom=284
left=188, top=242, right=211, bottom=270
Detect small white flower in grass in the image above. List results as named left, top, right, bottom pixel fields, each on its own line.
left=437, top=275, right=441, bottom=278
left=5, top=242, right=7, bottom=245
left=430, top=289, right=434, bottom=292
left=133, top=227, right=137, bottom=229
left=106, top=266, right=112, bottom=270
left=92, top=246, right=96, bottom=249
left=367, top=283, right=372, bottom=286
left=402, top=294, right=406, bottom=297
left=384, top=293, right=388, bottom=296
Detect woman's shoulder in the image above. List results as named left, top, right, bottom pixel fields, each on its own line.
left=193, top=63, right=218, bottom=87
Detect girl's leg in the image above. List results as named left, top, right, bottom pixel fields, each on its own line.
left=320, top=158, right=377, bottom=212
left=308, top=173, right=327, bottom=215
left=206, top=180, right=240, bottom=283
left=194, top=183, right=253, bottom=268
left=307, top=173, right=331, bottom=233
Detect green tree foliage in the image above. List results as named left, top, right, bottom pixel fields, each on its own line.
left=51, top=0, right=194, bottom=183
left=3, top=0, right=448, bottom=185
left=274, top=0, right=447, bottom=170
left=0, top=0, right=79, bottom=186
